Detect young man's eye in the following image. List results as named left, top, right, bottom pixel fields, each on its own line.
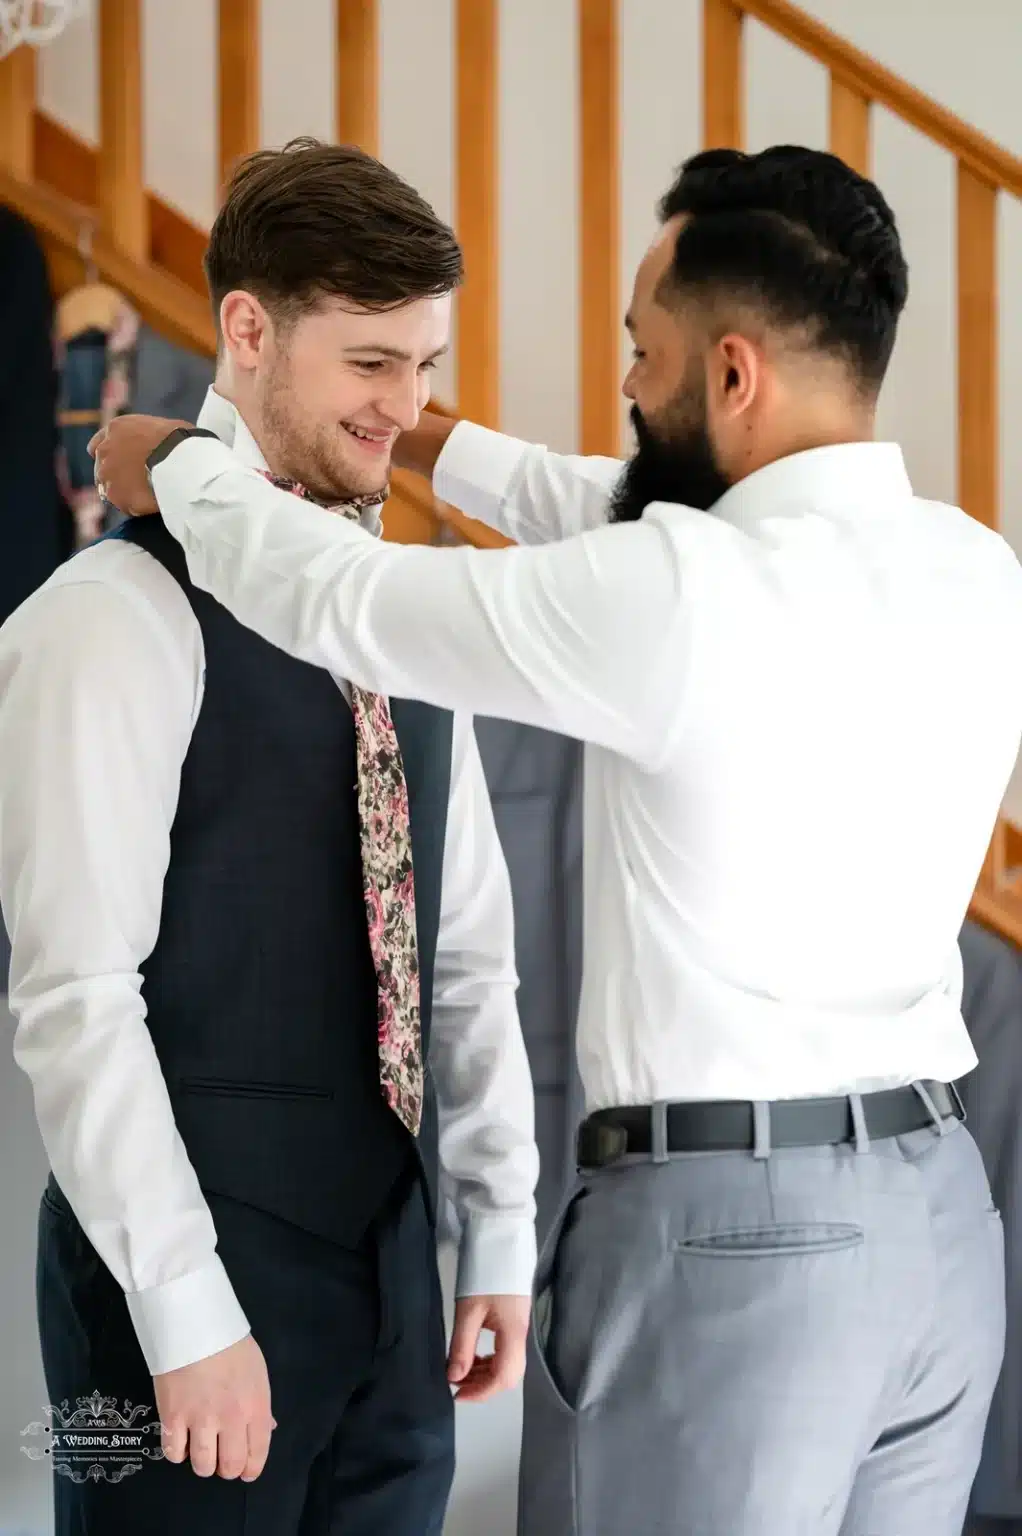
left=418, top=359, right=438, bottom=373
left=353, top=360, right=386, bottom=373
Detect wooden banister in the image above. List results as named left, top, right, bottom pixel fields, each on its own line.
left=733, top=0, right=1022, bottom=197
left=98, top=0, right=146, bottom=261
left=455, top=0, right=499, bottom=427
left=218, top=0, right=260, bottom=194
left=703, top=0, right=744, bottom=151
left=828, top=78, right=870, bottom=177
left=579, top=0, right=620, bottom=457
left=336, top=0, right=379, bottom=156
left=0, top=44, right=35, bottom=179
left=957, top=166, right=999, bottom=531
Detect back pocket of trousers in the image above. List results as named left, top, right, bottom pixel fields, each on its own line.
left=674, top=1222, right=864, bottom=1257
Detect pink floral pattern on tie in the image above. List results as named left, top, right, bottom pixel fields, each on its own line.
left=262, top=473, right=423, bottom=1136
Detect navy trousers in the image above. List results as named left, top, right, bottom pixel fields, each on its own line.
left=37, top=1162, right=454, bottom=1534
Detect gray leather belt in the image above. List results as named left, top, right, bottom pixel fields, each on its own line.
left=576, top=1080, right=964, bottom=1169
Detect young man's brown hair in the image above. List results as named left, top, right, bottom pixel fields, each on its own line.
left=204, top=136, right=464, bottom=326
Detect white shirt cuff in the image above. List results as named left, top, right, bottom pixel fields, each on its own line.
left=433, top=421, right=529, bottom=529
left=455, top=1214, right=537, bottom=1299
left=125, top=1255, right=251, bottom=1376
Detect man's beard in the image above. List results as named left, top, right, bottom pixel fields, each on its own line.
left=258, top=357, right=390, bottom=507
left=608, top=387, right=731, bottom=525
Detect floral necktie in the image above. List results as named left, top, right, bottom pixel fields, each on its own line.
left=262, top=472, right=424, bottom=1137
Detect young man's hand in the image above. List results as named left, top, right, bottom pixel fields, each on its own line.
left=88, top=415, right=189, bottom=516
left=153, top=1332, right=276, bottom=1481
left=446, top=1294, right=531, bottom=1403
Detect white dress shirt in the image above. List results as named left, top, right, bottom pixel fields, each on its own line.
left=148, top=420, right=1022, bottom=1121
left=0, top=393, right=538, bottom=1379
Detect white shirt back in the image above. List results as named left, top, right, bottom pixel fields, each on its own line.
left=434, top=432, right=1022, bottom=1106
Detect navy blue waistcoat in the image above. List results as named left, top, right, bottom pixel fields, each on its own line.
left=110, top=516, right=452, bottom=1246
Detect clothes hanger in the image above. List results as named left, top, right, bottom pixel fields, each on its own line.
left=55, top=220, right=123, bottom=343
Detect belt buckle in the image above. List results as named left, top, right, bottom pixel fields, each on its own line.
left=580, top=1122, right=629, bottom=1169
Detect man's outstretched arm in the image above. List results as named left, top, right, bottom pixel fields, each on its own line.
left=399, top=409, right=625, bottom=546
left=97, top=424, right=692, bottom=768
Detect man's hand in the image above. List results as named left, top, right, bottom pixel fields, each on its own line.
left=153, top=1333, right=276, bottom=1481
left=88, top=415, right=189, bottom=516
left=446, top=1294, right=530, bottom=1404
left=391, top=408, right=459, bottom=480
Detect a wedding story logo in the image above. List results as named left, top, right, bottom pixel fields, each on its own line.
left=21, top=1391, right=165, bottom=1483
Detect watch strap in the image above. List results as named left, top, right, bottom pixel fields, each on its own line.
left=145, top=426, right=220, bottom=477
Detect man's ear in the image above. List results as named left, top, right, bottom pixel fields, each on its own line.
left=710, top=333, right=761, bottom=423
left=219, top=290, right=267, bottom=372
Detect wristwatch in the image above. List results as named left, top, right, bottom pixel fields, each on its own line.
left=145, top=426, right=220, bottom=486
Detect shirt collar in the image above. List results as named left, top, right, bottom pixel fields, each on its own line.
left=195, top=387, right=385, bottom=539
left=672, top=441, right=915, bottom=532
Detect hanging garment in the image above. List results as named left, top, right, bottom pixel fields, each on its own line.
left=55, top=282, right=139, bottom=546
left=0, top=205, right=65, bottom=628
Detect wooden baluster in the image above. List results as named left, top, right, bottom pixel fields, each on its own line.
left=579, top=0, right=620, bottom=456
left=0, top=44, right=36, bottom=180
left=218, top=0, right=260, bottom=193
left=336, top=0, right=378, bottom=155
left=957, top=164, right=998, bottom=532
left=957, top=161, right=1005, bottom=892
left=455, top=0, right=499, bottom=426
left=828, top=75, right=871, bottom=175
left=99, top=0, right=147, bottom=261
left=703, top=0, right=744, bottom=150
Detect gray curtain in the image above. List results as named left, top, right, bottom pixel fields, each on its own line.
left=475, top=717, right=585, bottom=1244
left=959, top=920, right=1022, bottom=1519
left=132, top=325, right=214, bottom=423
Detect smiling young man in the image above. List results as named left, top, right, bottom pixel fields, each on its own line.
left=0, top=139, right=537, bottom=1536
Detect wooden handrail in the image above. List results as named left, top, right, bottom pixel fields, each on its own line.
left=735, top=0, right=1022, bottom=197
left=0, top=162, right=216, bottom=354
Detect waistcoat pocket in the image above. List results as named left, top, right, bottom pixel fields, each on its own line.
left=176, top=1075, right=334, bottom=1101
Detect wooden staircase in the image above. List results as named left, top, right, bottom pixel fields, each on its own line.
left=1, top=0, right=1021, bottom=947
